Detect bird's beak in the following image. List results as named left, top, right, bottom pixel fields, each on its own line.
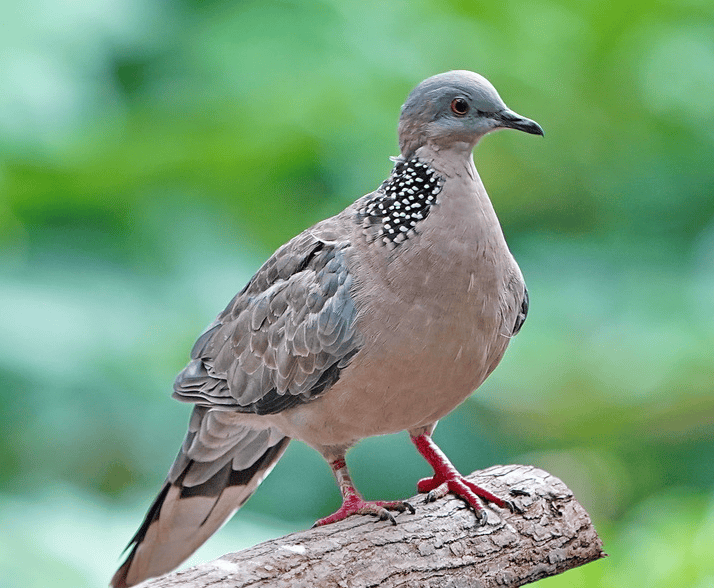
left=496, top=109, right=544, bottom=136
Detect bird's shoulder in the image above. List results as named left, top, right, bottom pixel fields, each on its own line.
left=236, top=213, right=355, bottom=300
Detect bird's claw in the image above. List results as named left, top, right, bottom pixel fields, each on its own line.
left=509, top=488, right=531, bottom=497
left=379, top=509, right=397, bottom=525
left=473, top=507, right=488, bottom=526
left=313, top=498, right=415, bottom=527
left=376, top=501, right=414, bottom=524
left=502, top=498, right=525, bottom=514
left=506, top=488, right=529, bottom=514
left=418, top=473, right=514, bottom=521
left=424, top=481, right=449, bottom=503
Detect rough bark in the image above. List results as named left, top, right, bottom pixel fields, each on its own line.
left=140, top=464, right=606, bottom=588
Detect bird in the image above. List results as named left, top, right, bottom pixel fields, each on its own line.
left=111, top=70, right=543, bottom=587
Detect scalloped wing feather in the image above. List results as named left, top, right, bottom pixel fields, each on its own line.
left=173, top=217, right=362, bottom=415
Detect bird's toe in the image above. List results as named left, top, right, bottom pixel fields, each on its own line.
left=377, top=509, right=397, bottom=525
left=424, top=482, right=449, bottom=503
left=503, top=497, right=525, bottom=514
left=473, top=507, right=488, bottom=526
left=314, top=498, right=414, bottom=527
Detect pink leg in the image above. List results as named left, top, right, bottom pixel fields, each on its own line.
left=313, top=457, right=415, bottom=527
left=411, top=433, right=517, bottom=524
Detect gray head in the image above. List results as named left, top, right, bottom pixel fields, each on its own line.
left=398, top=70, right=543, bottom=159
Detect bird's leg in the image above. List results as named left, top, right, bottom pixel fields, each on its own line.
left=312, top=457, right=415, bottom=527
left=411, top=432, right=516, bottom=524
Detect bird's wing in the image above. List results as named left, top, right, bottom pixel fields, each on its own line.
left=498, top=268, right=529, bottom=339
left=512, top=285, right=528, bottom=336
left=173, top=215, right=363, bottom=414
left=112, top=216, right=364, bottom=587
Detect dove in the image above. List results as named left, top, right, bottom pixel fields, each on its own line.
left=112, top=70, right=542, bottom=587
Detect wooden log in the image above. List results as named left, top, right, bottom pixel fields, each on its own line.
left=140, top=464, right=606, bottom=587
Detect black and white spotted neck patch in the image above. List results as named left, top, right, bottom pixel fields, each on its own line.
left=357, top=158, right=444, bottom=249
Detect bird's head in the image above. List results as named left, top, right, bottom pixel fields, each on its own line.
left=398, top=70, right=543, bottom=159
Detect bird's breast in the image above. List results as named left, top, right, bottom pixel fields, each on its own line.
left=277, top=181, right=524, bottom=450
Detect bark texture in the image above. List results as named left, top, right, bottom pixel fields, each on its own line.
left=139, top=464, right=605, bottom=588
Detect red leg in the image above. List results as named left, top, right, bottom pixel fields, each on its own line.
left=313, top=457, right=415, bottom=527
left=411, top=432, right=516, bottom=524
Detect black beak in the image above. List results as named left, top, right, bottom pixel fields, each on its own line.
left=496, top=109, right=544, bottom=136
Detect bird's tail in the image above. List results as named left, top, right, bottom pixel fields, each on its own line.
left=111, top=407, right=290, bottom=588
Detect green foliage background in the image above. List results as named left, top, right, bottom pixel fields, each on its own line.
left=1, top=0, right=713, bottom=586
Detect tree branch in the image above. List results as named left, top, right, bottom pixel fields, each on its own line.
left=140, top=464, right=606, bottom=587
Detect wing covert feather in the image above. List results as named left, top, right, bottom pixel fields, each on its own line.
left=173, top=219, right=362, bottom=415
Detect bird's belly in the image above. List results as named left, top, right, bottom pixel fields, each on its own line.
left=277, top=292, right=509, bottom=450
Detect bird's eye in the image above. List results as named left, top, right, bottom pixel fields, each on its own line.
left=450, top=98, right=469, bottom=115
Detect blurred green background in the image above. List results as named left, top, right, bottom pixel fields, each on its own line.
left=2, top=0, right=713, bottom=586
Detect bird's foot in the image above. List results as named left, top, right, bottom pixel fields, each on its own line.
left=411, top=432, right=520, bottom=525
left=417, top=473, right=517, bottom=523
left=312, top=495, right=415, bottom=527
left=316, top=456, right=415, bottom=527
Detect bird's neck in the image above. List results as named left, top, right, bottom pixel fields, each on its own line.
left=410, top=143, right=508, bottom=252
left=410, top=142, right=479, bottom=182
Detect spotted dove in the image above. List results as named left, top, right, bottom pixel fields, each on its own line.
left=111, top=70, right=543, bottom=587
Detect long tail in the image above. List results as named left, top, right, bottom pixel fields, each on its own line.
left=111, top=407, right=290, bottom=587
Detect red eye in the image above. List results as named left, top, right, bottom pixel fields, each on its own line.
left=450, top=98, right=469, bottom=115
